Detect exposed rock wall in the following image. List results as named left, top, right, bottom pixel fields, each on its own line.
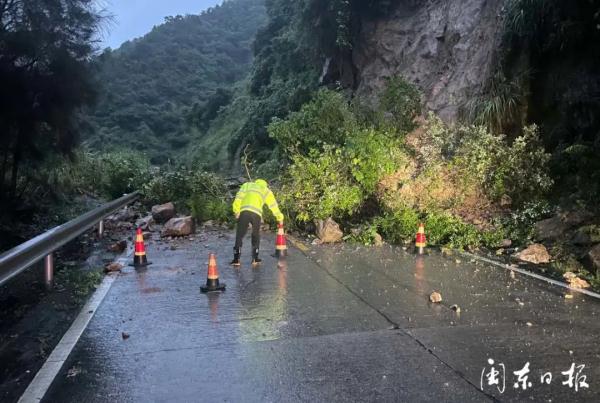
left=353, top=0, right=507, bottom=121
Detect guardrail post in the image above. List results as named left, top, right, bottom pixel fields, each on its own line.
left=44, top=253, right=54, bottom=289
left=98, top=219, right=104, bottom=238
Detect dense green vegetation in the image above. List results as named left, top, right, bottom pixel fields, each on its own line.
left=268, top=80, right=552, bottom=251
left=0, top=0, right=101, bottom=205
left=473, top=0, right=600, bottom=206
left=189, top=0, right=402, bottom=170
left=83, top=0, right=266, bottom=164
left=2, top=0, right=598, bottom=287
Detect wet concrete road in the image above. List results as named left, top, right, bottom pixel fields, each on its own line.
left=42, top=228, right=600, bottom=402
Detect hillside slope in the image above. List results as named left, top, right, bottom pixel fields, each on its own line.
left=83, top=0, right=266, bottom=164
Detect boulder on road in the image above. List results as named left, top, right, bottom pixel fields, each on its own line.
left=136, top=215, right=155, bottom=231
left=429, top=291, right=442, bottom=303
left=515, top=243, right=551, bottom=264
left=315, top=218, right=343, bottom=243
left=162, top=216, right=195, bottom=237
left=152, top=202, right=175, bottom=223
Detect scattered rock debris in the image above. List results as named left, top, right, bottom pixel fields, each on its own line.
left=121, top=332, right=130, bottom=340
left=515, top=243, right=551, bottom=264
left=162, top=216, right=195, bottom=237
left=66, top=366, right=81, bottom=378
left=104, top=262, right=123, bottom=273
left=108, top=240, right=127, bottom=253
left=429, top=292, right=442, bottom=303
left=152, top=202, right=175, bottom=223
left=450, top=304, right=461, bottom=313
left=315, top=218, right=344, bottom=243
left=563, top=272, right=590, bottom=289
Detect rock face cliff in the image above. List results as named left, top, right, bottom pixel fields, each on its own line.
left=352, top=0, right=507, bottom=121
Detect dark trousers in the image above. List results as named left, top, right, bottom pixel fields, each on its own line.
left=235, top=211, right=261, bottom=250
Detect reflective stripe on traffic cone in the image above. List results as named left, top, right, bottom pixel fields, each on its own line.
left=132, top=227, right=152, bottom=267
left=201, top=253, right=226, bottom=293
left=275, top=223, right=287, bottom=258
left=415, top=223, right=427, bottom=255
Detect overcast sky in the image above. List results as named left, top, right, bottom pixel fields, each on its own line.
left=98, top=0, right=222, bottom=49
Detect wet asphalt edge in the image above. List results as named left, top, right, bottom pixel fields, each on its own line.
left=459, top=251, right=600, bottom=300
left=17, top=247, right=132, bottom=403
left=287, top=236, right=500, bottom=402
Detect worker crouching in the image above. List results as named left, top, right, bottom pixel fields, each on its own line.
left=231, top=179, right=284, bottom=266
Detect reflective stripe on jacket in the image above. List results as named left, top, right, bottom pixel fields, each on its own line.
left=232, top=182, right=284, bottom=222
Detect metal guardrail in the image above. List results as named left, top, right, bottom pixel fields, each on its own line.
left=0, top=192, right=139, bottom=287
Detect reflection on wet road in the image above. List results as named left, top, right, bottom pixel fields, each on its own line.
left=41, top=228, right=600, bottom=402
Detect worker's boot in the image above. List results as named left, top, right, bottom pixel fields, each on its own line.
left=251, top=248, right=262, bottom=266
left=230, top=247, right=241, bottom=267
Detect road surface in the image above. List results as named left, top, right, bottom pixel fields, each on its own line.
left=36, top=226, right=599, bottom=402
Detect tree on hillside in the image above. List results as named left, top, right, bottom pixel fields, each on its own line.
left=0, top=0, right=101, bottom=201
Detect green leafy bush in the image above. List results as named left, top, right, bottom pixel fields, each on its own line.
left=98, top=151, right=151, bottom=198
left=425, top=212, right=481, bottom=249
left=374, top=208, right=504, bottom=249
left=189, top=195, right=231, bottom=224
left=345, top=222, right=380, bottom=246
left=345, top=128, right=402, bottom=193
left=378, top=75, right=422, bottom=134
left=374, top=207, right=421, bottom=244
left=431, top=122, right=552, bottom=206
left=498, top=200, right=552, bottom=244
left=141, top=169, right=228, bottom=207
left=268, top=89, right=357, bottom=155
left=494, top=125, right=552, bottom=203
left=280, top=147, right=364, bottom=222
left=141, top=169, right=193, bottom=206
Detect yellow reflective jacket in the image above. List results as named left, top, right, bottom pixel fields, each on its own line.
left=232, top=181, right=284, bottom=222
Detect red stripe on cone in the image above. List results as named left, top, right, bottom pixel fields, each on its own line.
left=132, top=227, right=151, bottom=267
left=275, top=223, right=287, bottom=258
left=201, top=253, right=225, bottom=293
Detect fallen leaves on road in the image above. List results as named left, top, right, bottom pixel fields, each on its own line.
left=429, top=291, right=442, bottom=303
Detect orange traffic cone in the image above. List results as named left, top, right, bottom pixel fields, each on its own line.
left=415, top=223, right=427, bottom=255
left=275, top=223, right=288, bottom=258
left=200, top=253, right=226, bottom=293
left=132, top=227, right=152, bottom=267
